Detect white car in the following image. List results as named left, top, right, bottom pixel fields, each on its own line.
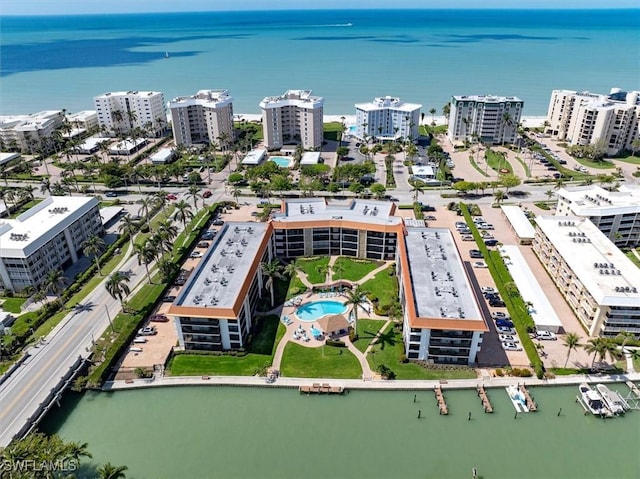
left=481, top=287, right=497, bottom=294
left=536, top=330, right=557, bottom=341
left=473, top=261, right=488, bottom=268
left=473, top=217, right=486, bottom=224
left=461, top=234, right=474, bottom=241
left=497, top=326, right=516, bottom=334
left=499, top=334, right=519, bottom=343
left=491, top=311, right=510, bottom=320
left=502, top=342, right=522, bottom=351
left=133, top=337, right=147, bottom=344
left=189, top=251, right=204, bottom=258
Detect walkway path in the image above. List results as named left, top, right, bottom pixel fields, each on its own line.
left=344, top=337, right=375, bottom=380
left=356, top=261, right=392, bottom=285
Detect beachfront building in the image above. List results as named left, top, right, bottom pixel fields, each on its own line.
left=0, top=111, right=65, bottom=153
left=259, top=90, right=324, bottom=150
left=398, top=227, right=487, bottom=365
left=0, top=196, right=104, bottom=293
left=533, top=216, right=640, bottom=338
left=93, top=90, right=166, bottom=137
left=167, top=223, right=273, bottom=351
left=66, top=111, right=99, bottom=132
left=354, top=96, right=421, bottom=142
left=545, top=88, right=640, bottom=156
left=555, top=185, right=640, bottom=247
left=168, top=89, right=235, bottom=148
left=447, top=95, right=523, bottom=145
left=270, top=198, right=403, bottom=261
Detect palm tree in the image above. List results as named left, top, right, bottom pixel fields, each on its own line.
left=616, top=331, right=636, bottom=353
left=82, top=235, right=106, bottom=275
left=105, top=271, right=131, bottom=307
left=64, top=440, right=93, bottom=463
left=133, top=242, right=155, bottom=284
left=584, top=337, right=620, bottom=368
left=410, top=180, right=426, bottom=202
left=118, top=214, right=140, bottom=247
left=42, top=269, right=68, bottom=307
left=186, top=184, right=202, bottom=209
left=260, top=260, right=283, bottom=307
left=545, top=189, right=554, bottom=201
left=137, top=197, right=155, bottom=228
left=231, top=186, right=242, bottom=205
left=154, top=190, right=168, bottom=215
left=316, top=264, right=329, bottom=283
left=173, top=199, right=194, bottom=230
left=493, top=190, right=506, bottom=204
left=562, top=332, right=582, bottom=367
left=345, top=285, right=369, bottom=333
left=429, top=107, right=437, bottom=126
left=501, top=111, right=513, bottom=145
left=332, top=262, right=344, bottom=282
left=98, top=462, right=128, bottom=479
left=283, top=261, right=297, bottom=278
left=155, top=220, right=178, bottom=252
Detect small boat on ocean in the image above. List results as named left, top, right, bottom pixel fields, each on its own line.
left=165, top=52, right=170, bottom=58
left=577, top=383, right=612, bottom=417
left=596, top=384, right=629, bottom=415
left=506, top=384, right=528, bottom=412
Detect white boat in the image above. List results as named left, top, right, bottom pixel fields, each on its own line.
left=596, top=384, right=629, bottom=414
left=578, top=383, right=611, bottom=416
left=506, top=385, right=528, bottom=412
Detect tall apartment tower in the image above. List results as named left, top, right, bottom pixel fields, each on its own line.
left=354, top=96, right=421, bottom=142
left=93, top=90, right=166, bottom=137
left=259, top=90, right=324, bottom=150
left=545, top=88, right=640, bottom=155
left=168, top=89, right=235, bottom=148
left=447, top=95, right=523, bottom=145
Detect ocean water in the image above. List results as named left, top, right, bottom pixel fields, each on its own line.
left=1, top=9, right=639, bottom=116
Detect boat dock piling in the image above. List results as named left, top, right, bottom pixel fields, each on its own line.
left=519, top=384, right=537, bottom=412
left=434, top=385, right=448, bottom=415
left=299, top=383, right=344, bottom=395
left=476, top=384, right=493, bottom=413
left=623, top=381, right=640, bottom=410
left=626, top=381, right=640, bottom=399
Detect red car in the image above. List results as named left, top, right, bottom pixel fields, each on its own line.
left=150, top=314, right=169, bottom=323
left=166, top=194, right=177, bottom=200
left=203, top=190, right=212, bottom=198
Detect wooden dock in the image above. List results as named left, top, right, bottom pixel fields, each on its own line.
left=299, top=383, right=344, bottom=395
left=476, top=384, right=493, bottom=413
left=519, top=384, right=537, bottom=412
left=434, top=385, right=449, bottom=415
left=626, top=381, right=640, bottom=399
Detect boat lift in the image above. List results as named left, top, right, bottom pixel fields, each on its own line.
left=621, top=381, right=640, bottom=411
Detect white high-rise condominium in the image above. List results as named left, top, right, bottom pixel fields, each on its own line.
left=260, top=90, right=324, bottom=150
left=447, top=95, right=523, bottom=145
left=545, top=88, right=640, bottom=155
left=354, top=96, right=421, bottom=142
left=93, top=90, right=166, bottom=137
left=0, top=111, right=64, bottom=153
left=168, top=89, right=235, bottom=148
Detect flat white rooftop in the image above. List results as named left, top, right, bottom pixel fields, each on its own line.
left=176, top=223, right=269, bottom=310
left=501, top=205, right=536, bottom=240
left=557, top=185, right=640, bottom=216
left=499, top=245, right=563, bottom=333
left=453, top=94, right=522, bottom=103
left=300, top=152, right=321, bottom=165
left=535, top=216, right=640, bottom=306
left=412, top=165, right=435, bottom=177
left=404, top=228, right=483, bottom=322
left=75, top=137, right=109, bottom=153
left=150, top=148, right=175, bottom=164
left=0, top=152, right=20, bottom=166
left=273, top=198, right=401, bottom=227
left=109, top=138, right=147, bottom=154
left=169, top=89, right=233, bottom=108
left=242, top=149, right=267, bottom=166
left=355, top=96, right=421, bottom=112
left=260, top=90, right=323, bottom=109
left=0, top=196, right=100, bottom=257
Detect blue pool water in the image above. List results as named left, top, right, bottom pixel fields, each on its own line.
left=296, top=301, right=347, bottom=322
left=269, top=156, right=292, bottom=168
left=348, top=125, right=357, bottom=134
left=310, top=326, right=323, bottom=338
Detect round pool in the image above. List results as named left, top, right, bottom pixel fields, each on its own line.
left=269, top=156, right=292, bottom=168
left=296, top=300, right=347, bottom=322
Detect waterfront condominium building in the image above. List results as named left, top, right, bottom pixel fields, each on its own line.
left=0, top=111, right=65, bottom=153
left=447, top=95, right=523, bottom=145
left=353, top=96, right=421, bottom=142
left=555, top=185, right=640, bottom=247
left=0, top=196, right=104, bottom=293
left=168, top=89, right=235, bottom=148
left=93, top=90, right=166, bottom=137
left=398, top=226, right=487, bottom=365
left=545, top=88, right=640, bottom=156
left=259, top=90, right=324, bottom=150
left=533, top=216, right=640, bottom=339
left=167, top=223, right=273, bottom=351
left=66, top=111, right=99, bottom=132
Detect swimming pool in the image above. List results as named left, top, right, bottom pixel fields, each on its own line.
left=296, top=301, right=347, bottom=322
left=269, top=156, right=292, bottom=168
left=348, top=125, right=357, bottom=135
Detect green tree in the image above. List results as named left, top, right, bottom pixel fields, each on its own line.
left=133, top=242, right=155, bottom=284
left=118, top=214, right=140, bottom=247
left=137, top=196, right=155, bottom=229
left=370, top=182, right=386, bottom=199
left=173, top=199, right=194, bottom=230
left=105, top=271, right=131, bottom=307
left=562, top=332, right=582, bottom=368
left=186, top=184, right=202, bottom=209
left=616, top=331, right=636, bottom=353
left=260, top=259, right=284, bottom=307
left=42, top=269, right=68, bottom=307
left=345, top=285, right=369, bottom=332
left=493, top=190, right=506, bottom=204
left=499, top=173, right=521, bottom=193
left=98, top=462, right=129, bottom=479
left=82, top=235, right=106, bottom=276
left=410, top=180, right=426, bottom=202
left=348, top=182, right=365, bottom=197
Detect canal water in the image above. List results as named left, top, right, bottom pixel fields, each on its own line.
left=40, top=384, right=640, bottom=479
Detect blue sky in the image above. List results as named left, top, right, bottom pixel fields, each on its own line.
left=1, top=0, right=638, bottom=16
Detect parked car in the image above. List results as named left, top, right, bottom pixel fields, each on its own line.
left=472, top=217, right=486, bottom=224
left=150, top=314, right=169, bottom=323
left=189, top=251, right=204, bottom=258
left=166, top=193, right=177, bottom=200
left=485, top=239, right=499, bottom=247
left=481, top=286, right=497, bottom=294
left=138, top=326, right=157, bottom=336
left=424, top=215, right=437, bottom=221
left=497, top=326, right=516, bottom=334
left=499, top=334, right=519, bottom=343
left=495, top=319, right=514, bottom=328
left=455, top=221, right=467, bottom=229
left=197, top=242, right=210, bottom=248
left=459, top=228, right=472, bottom=235
left=203, top=190, right=212, bottom=198
left=162, top=295, right=176, bottom=303
left=489, top=299, right=506, bottom=308
left=201, top=231, right=216, bottom=240
left=469, top=250, right=483, bottom=259
left=104, top=191, right=118, bottom=197
left=133, top=337, right=147, bottom=344
left=212, top=219, right=224, bottom=226
left=536, top=330, right=557, bottom=341
left=491, top=312, right=510, bottom=320
left=502, top=342, right=522, bottom=351
left=473, top=261, right=488, bottom=268
left=461, top=235, right=474, bottom=241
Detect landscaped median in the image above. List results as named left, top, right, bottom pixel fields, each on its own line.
left=460, top=203, right=544, bottom=378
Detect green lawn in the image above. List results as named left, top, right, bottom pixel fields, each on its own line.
left=624, top=249, right=640, bottom=269
left=485, top=149, right=512, bottom=173
left=280, top=342, right=362, bottom=379
left=286, top=275, right=308, bottom=299
left=332, top=257, right=381, bottom=282
left=514, top=155, right=531, bottom=177
left=361, top=266, right=398, bottom=311
left=574, top=158, right=615, bottom=169
left=366, top=324, right=477, bottom=380
left=295, top=257, right=330, bottom=284
left=353, top=319, right=387, bottom=354
left=615, top=154, right=640, bottom=165
left=323, top=122, right=344, bottom=142
left=468, top=155, right=490, bottom=177
left=0, top=297, right=27, bottom=313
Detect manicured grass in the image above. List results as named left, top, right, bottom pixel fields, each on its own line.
left=353, top=319, right=387, bottom=354
left=485, top=149, right=512, bottom=173
left=169, top=354, right=273, bottom=376
left=361, top=266, right=398, bottom=311
left=323, top=122, right=344, bottom=142
left=514, top=155, right=531, bottom=177
left=286, top=275, right=308, bottom=299
left=280, top=342, right=362, bottom=379
left=332, top=257, right=381, bottom=282
left=0, top=297, right=27, bottom=313
left=468, top=155, right=490, bottom=177
left=615, top=154, right=640, bottom=165
left=134, top=204, right=176, bottom=247
left=574, top=158, right=615, bottom=169
left=295, top=257, right=330, bottom=284
left=366, top=324, right=477, bottom=380
left=624, top=249, right=640, bottom=269
left=248, top=315, right=284, bottom=355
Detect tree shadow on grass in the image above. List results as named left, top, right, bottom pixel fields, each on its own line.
left=372, top=328, right=396, bottom=351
